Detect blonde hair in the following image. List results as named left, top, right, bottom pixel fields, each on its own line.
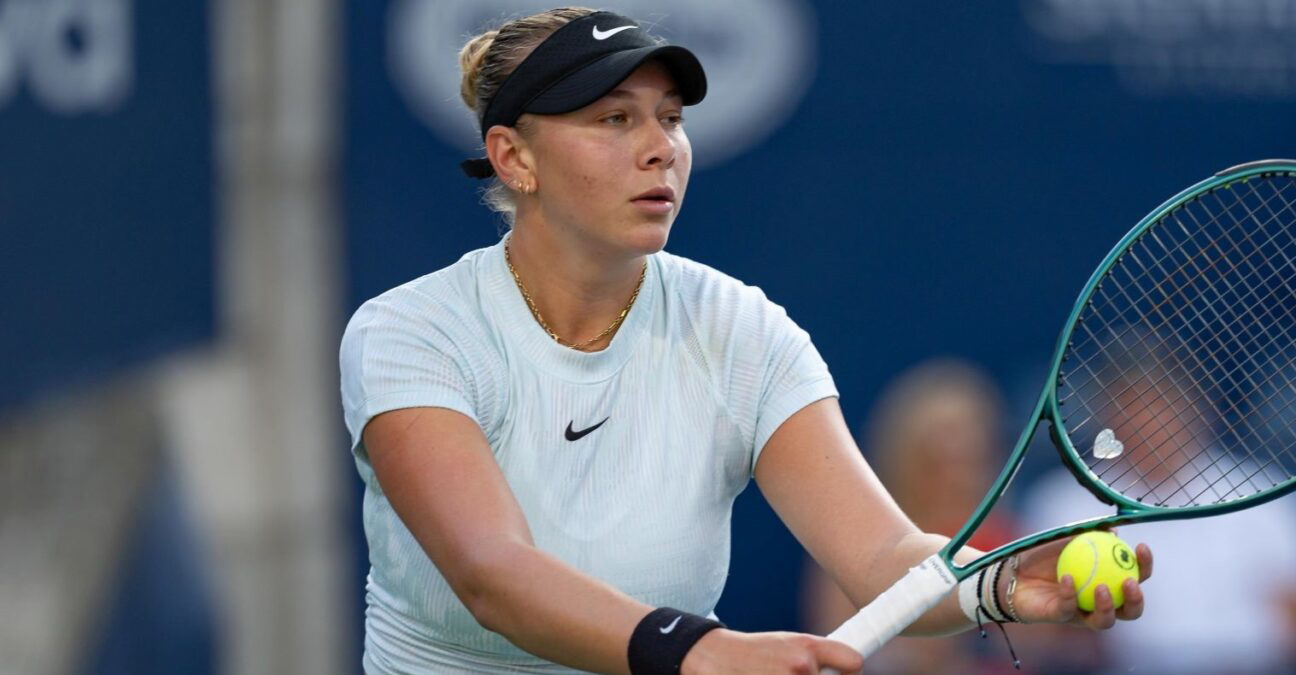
left=458, top=7, right=596, bottom=225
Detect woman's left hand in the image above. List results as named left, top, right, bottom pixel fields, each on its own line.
left=1008, top=537, right=1154, bottom=630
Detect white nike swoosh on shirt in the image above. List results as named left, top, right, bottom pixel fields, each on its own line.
left=659, top=615, right=682, bottom=634
left=592, top=25, right=635, bottom=40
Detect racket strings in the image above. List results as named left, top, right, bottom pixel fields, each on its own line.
left=1071, top=241, right=1296, bottom=469
left=1121, top=181, right=1296, bottom=501
left=1129, top=180, right=1296, bottom=500
left=1063, top=181, right=1296, bottom=424
left=1078, top=174, right=1296, bottom=330
left=1159, top=182, right=1296, bottom=492
left=1161, top=193, right=1296, bottom=498
left=1102, top=280, right=1291, bottom=496
left=1056, top=172, right=1296, bottom=507
left=1063, top=180, right=1296, bottom=438
left=1064, top=191, right=1296, bottom=484
left=1087, top=201, right=1296, bottom=500
left=1067, top=323, right=1222, bottom=501
left=1075, top=285, right=1296, bottom=498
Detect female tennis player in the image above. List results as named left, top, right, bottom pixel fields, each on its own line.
left=339, top=7, right=1153, bottom=674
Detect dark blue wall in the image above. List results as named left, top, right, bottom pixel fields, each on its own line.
left=0, top=0, right=214, bottom=412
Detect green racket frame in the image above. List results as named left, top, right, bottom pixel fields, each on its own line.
left=940, top=159, right=1296, bottom=580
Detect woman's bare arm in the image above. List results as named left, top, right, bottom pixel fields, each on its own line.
left=365, top=406, right=650, bottom=673
left=754, top=398, right=974, bottom=635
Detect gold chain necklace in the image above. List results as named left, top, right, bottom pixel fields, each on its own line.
left=505, top=239, right=647, bottom=352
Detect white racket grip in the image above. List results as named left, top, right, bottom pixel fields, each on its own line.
left=820, top=553, right=956, bottom=674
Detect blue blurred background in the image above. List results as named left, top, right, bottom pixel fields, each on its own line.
left=3, top=0, right=1294, bottom=673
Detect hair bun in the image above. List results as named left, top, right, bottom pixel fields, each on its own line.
left=458, top=30, right=499, bottom=110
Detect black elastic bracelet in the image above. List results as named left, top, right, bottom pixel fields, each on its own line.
left=991, top=559, right=1018, bottom=623
left=973, top=564, right=1022, bottom=670
left=974, top=567, right=994, bottom=623
left=627, top=607, right=725, bottom=675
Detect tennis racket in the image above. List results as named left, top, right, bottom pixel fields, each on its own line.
left=825, top=159, right=1296, bottom=664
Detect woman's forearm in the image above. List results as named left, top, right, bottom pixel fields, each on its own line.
left=458, top=536, right=652, bottom=674
left=842, top=531, right=983, bottom=637
left=366, top=408, right=654, bottom=673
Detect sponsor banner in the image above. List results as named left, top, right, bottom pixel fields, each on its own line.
left=0, top=0, right=214, bottom=410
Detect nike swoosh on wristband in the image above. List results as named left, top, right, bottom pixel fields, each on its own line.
left=592, top=25, right=635, bottom=40
left=659, top=616, right=682, bottom=634
left=564, top=417, right=610, bottom=441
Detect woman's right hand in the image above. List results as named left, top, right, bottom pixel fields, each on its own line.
left=680, top=629, right=863, bottom=674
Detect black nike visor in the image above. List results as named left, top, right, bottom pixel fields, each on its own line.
left=462, top=11, right=707, bottom=179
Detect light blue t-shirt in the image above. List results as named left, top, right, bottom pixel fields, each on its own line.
left=339, top=237, right=837, bottom=673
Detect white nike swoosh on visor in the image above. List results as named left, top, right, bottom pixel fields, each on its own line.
left=659, top=616, right=682, bottom=634
left=592, top=25, right=635, bottom=40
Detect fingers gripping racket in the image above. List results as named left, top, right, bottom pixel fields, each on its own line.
left=826, top=159, right=1296, bottom=662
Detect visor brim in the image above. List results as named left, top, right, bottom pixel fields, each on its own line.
left=524, top=45, right=707, bottom=115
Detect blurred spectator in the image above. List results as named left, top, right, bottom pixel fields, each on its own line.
left=801, top=358, right=1017, bottom=674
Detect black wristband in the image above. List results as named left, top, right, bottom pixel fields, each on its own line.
left=627, top=607, right=725, bottom=675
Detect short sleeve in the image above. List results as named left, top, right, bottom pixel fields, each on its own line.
left=339, top=283, right=499, bottom=464
left=749, top=324, right=838, bottom=460
left=675, top=259, right=838, bottom=473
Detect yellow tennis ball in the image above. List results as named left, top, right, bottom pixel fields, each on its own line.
left=1056, top=531, right=1139, bottom=612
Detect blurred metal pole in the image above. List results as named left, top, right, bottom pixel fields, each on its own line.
left=157, top=0, right=350, bottom=672
left=0, top=383, right=160, bottom=675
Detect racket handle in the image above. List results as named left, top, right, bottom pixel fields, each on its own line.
left=820, top=553, right=957, bottom=674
